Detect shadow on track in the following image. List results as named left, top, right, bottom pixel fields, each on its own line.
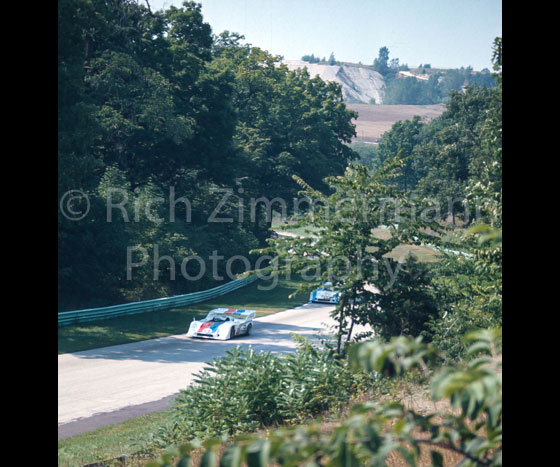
left=70, top=321, right=332, bottom=364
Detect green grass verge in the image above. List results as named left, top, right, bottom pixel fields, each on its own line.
left=58, top=276, right=309, bottom=354
left=58, top=409, right=170, bottom=466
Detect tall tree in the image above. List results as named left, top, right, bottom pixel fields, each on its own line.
left=377, top=115, right=425, bottom=191
left=213, top=35, right=358, bottom=229
left=262, top=154, right=441, bottom=353
left=414, top=85, right=495, bottom=224
left=373, top=254, right=438, bottom=340
left=372, top=46, right=390, bottom=75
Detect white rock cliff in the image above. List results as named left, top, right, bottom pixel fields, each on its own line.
left=282, top=60, right=385, bottom=104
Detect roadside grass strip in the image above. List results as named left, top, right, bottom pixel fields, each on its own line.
left=58, top=410, right=171, bottom=467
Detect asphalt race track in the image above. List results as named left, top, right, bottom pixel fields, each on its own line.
left=58, top=302, right=370, bottom=439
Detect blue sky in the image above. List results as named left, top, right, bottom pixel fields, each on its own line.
left=149, top=0, right=502, bottom=70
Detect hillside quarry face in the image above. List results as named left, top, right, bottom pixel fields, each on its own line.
left=283, top=60, right=385, bottom=104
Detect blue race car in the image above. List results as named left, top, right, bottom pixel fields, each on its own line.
left=309, top=282, right=340, bottom=304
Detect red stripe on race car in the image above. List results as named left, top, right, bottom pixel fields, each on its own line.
left=225, top=308, right=237, bottom=314
left=198, top=321, right=215, bottom=332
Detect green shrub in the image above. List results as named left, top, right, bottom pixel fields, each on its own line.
left=172, top=347, right=284, bottom=438
left=163, top=336, right=372, bottom=444
left=149, top=329, right=502, bottom=467
left=276, top=335, right=365, bottom=423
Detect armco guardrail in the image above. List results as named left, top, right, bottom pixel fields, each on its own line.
left=58, top=273, right=261, bottom=326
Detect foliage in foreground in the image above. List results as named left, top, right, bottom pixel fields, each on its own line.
left=147, top=329, right=501, bottom=466
left=143, top=336, right=374, bottom=451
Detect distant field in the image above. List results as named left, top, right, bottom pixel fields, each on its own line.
left=347, top=104, right=445, bottom=142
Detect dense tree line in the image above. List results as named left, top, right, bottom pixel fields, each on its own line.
left=301, top=53, right=326, bottom=64
left=376, top=76, right=501, bottom=227
left=369, top=46, right=496, bottom=104
left=58, top=0, right=358, bottom=311
left=382, top=67, right=496, bottom=105
left=301, top=52, right=339, bottom=65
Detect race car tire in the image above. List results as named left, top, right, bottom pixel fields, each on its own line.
left=246, top=323, right=252, bottom=335
left=230, top=327, right=235, bottom=339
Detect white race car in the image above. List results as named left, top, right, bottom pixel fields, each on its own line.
left=186, top=308, right=256, bottom=340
